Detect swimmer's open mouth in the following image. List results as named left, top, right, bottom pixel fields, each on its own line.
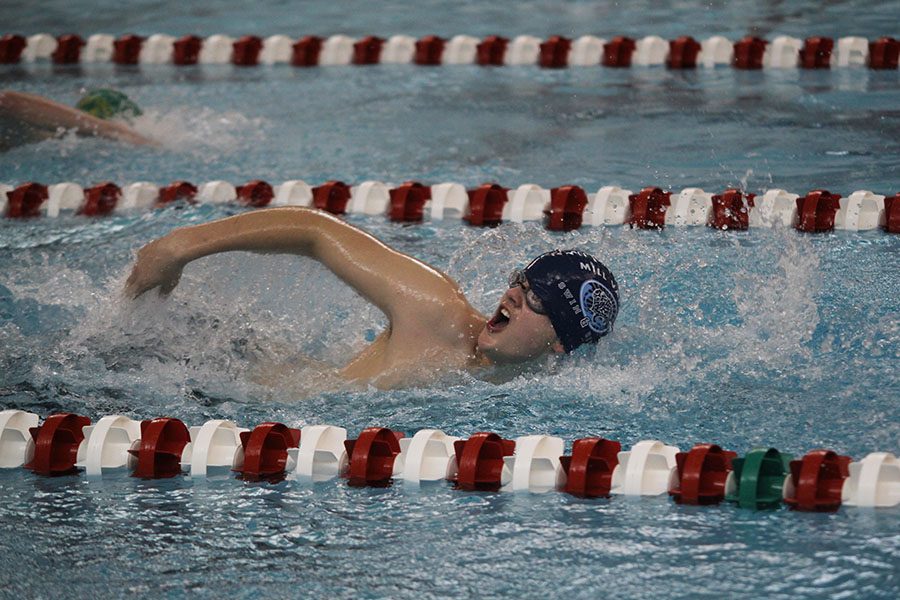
left=487, top=306, right=510, bottom=333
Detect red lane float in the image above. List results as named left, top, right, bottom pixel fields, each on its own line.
left=173, top=35, right=202, bottom=65
left=82, top=182, right=121, bottom=216
left=52, top=34, right=85, bottom=64
left=783, top=449, right=851, bottom=512
left=5, top=182, right=48, bottom=218
left=884, top=192, right=900, bottom=233
left=667, top=36, right=701, bottom=68
left=465, top=183, right=508, bottom=227
left=559, top=437, right=621, bottom=498
left=24, top=413, right=91, bottom=476
left=800, top=37, right=833, bottom=69
left=628, top=187, right=671, bottom=229
left=344, top=427, right=404, bottom=486
left=0, top=34, right=26, bottom=63
left=546, top=185, right=588, bottom=231
left=129, top=418, right=190, bottom=478
left=232, top=35, right=263, bottom=66
left=669, top=443, right=737, bottom=505
left=312, top=180, right=351, bottom=214
left=235, top=422, right=301, bottom=480
left=733, top=36, right=767, bottom=69
left=236, top=180, right=274, bottom=208
left=292, top=36, right=323, bottom=66
left=452, top=432, right=515, bottom=491
left=112, top=34, right=143, bottom=65
left=602, top=36, right=636, bottom=67
left=795, top=189, right=841, bottom=233
left=539, top=36, right=571, bottom=68
left=353, top=36, right=384, bottom=65
left=414, top=36, right=445, bottom=66
left=869, top=37, right=899, bottom=69
left=476, top=36, right=508, bottom=66
left=709, top=189, right=755, bottom=230
left=389, top=181, right=431, bottom=222
left=158, top=181, right=198, bottom=205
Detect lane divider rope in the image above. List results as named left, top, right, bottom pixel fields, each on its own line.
left=1, top=33, right=898, bottom=70
left=1, top=410, right=897, bottom=510
left=3, top=179, right=898, bottom=233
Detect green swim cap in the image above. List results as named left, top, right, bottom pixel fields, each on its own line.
left=76, top=88, right=142, bottom=120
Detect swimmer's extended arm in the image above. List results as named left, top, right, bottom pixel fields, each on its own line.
left=0, top=90, right=154, bottom=146
left=125, top=207, right=475, bottom=325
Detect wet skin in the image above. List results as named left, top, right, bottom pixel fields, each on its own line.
left=125, top=207, right=563, bottom=389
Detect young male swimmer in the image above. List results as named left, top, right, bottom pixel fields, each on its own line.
left=125, top=207, right=619, bottom=389
left=0, top=89, right=153, bottom=149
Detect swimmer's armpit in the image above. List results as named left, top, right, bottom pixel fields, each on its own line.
left=0, top=90, right=156, bottom=146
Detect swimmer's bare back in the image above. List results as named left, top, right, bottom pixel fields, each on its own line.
left=125, top=207, right=490, bottom=388
left=0, top=90, right=155, bottom=146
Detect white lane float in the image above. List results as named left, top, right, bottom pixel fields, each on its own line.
left=320, top=35, right=355, bottom=65
left=260, top=35, right=293, bottom=65
left=610, top=440, right=680, bottom=496
left=0, top=410, right=40, bottom=468
left=83, top=34, right=115, bottom=62
left=349, top=181, right=391, bottom=215
left=666, top=187, right=713, bottom=226
left=288, top=425, right=348, bottom=482
left=393, top=429, right=459, bottom=483
left=585, top=186, right=632, bottom=226
left=199, top=35, right=234, bottom=64
left=429, top=182, right=468, bottom=220
left=75, top=415, right=142, bottom=476
left=505, top=35, right=541, bottom=66
left=382, top=35, right=416, bottom=64
left=182, top=420, right=247, bottom=477
left=443, top=35, right=479, bottom=64
left=272, top=180, right=313, bottom=207
left=140, top=34, right=175, bottom=64
left=503, top=434, right=566, bottom=493
left=570, top=36, right=605, bottom=66
left=842, top=452, right=900, bottom=508
left=23, top=33, right=57, bottom=61
left=634, top=35, right=668, bottom=66
left=503, top=184, right=549, bottom=223
left=197, top=181, right=237, bottom=204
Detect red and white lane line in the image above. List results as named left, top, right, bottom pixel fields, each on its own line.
left=2, top=179, right=898, bottom=233
left=0, top=410, right=897, bottom=510
left=1, top=33, right=898, bottom=69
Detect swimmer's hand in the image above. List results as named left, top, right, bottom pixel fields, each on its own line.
left=124, top=238, right=187, bottom=299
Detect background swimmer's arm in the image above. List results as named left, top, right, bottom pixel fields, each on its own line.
left=125, top=207, right=474, bottom=322
left=0, top=90, right=154, bottom=146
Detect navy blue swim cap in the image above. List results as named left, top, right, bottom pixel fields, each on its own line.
left=522, top=249, right=619, bottom=352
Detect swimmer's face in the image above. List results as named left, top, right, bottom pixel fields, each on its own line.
left=477, top=284, right=563, bottom=363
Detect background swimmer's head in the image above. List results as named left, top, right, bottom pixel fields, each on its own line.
left=477, top=249, right=619, bottom=363
left=76, top=88, right=142, bottom=121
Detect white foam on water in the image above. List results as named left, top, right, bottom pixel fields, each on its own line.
left=130, top=107, right=270, bottom=157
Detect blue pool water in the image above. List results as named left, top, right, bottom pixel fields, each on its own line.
left=1, top=1, right=899, bottom=598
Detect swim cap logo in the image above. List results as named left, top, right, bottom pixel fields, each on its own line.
left=579, top=279, right=618, bottom=336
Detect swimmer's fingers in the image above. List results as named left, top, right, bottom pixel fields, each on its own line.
left=124, top=241, right=185, bottom=299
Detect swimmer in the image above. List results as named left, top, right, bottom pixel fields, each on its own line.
left=125, top=207, right=619, bottom=388
left=0, top=89, right=154, bottom=149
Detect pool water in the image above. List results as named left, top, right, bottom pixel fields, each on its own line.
left=1, top=1, right=898, bottom=599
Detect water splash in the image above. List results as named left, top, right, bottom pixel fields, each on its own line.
left=131, top=107, right=269, bottom=157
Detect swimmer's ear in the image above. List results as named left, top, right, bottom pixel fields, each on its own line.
left=550, top=340, right=565, bottom=354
